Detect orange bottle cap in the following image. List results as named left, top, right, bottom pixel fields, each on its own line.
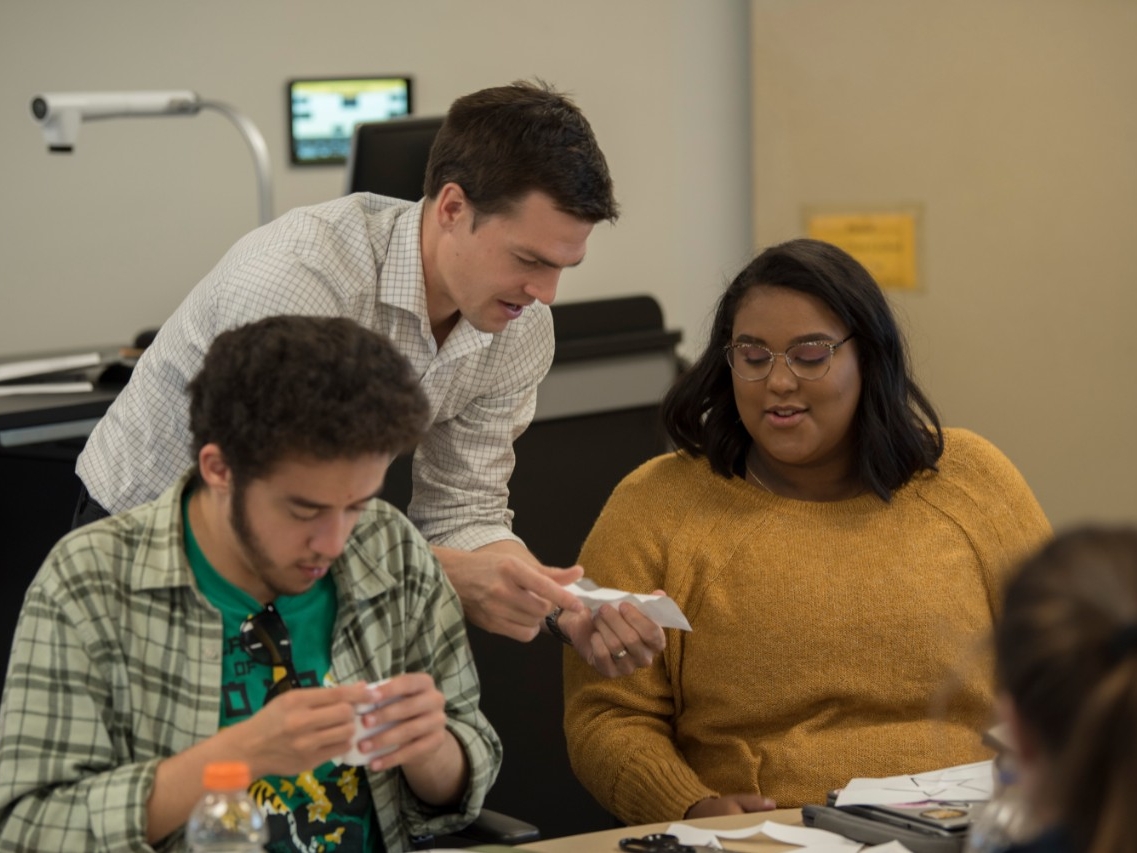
left=202, top=761, right=252, bottom=790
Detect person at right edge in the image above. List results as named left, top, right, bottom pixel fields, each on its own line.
left=562, top=238, right=1052, bottom=824
left=991, top=526, right=1137, bottom=853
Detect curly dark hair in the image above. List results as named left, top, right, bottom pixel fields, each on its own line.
left=424, top=79, right=618, bottom=224
left=661, top=238, right=942, bottom=500
left=188, top=315, right=429, bottom=484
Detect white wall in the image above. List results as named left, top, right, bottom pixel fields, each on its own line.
left=0, top=0, right=752, bottom=362
left=751, top=0, right=1137, bottom=529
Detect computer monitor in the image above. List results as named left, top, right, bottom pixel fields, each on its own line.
left=343, top=115, right=443, bottom=201
left=287, top=76, right=413, bottom=165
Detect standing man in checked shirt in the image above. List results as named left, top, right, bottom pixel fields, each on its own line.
left=72, top=79, right=664, bottom=678
left=0, top=316, right=501, bottom=851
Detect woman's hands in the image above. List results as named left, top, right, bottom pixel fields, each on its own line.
left=685, top=793, right=777, bottom=819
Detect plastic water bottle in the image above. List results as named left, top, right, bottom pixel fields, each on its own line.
left=186, top=761, right=269, bottom=852
left=965, top=760, right=1033, bottom=853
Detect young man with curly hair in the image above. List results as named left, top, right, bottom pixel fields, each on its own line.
left=0, top=316, right=502, bottom=852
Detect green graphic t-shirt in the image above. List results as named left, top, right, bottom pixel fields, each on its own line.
left=184, top=496, right=380, bottom=852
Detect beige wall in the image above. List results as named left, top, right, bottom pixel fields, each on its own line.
left=0, top=0, right=752, bottom=364
left=751, top=0, right=1137, bottom=529
left=4, top=1, right=1133, bottom=530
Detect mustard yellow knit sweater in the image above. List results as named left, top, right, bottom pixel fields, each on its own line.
left=563, top=428, right=1051, bottom=825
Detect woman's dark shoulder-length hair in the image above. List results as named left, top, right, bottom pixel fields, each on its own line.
left=661, top=238, right=943, bottom=500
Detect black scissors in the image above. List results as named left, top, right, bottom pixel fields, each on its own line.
left=618, top=833, right=730, bottom=853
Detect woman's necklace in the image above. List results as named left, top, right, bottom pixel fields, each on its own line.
left=745, top=461, right=772, bottom=493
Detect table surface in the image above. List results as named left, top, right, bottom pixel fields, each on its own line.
left=523, top=808, right=804, bottom=853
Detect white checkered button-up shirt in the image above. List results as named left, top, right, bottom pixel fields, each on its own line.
left=77, top=194, right=554, bottom=551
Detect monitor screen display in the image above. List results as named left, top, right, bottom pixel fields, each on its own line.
left=288, top=76, right=413, bottom=165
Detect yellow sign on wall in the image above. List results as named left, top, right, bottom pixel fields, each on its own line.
left=805, top=208, right=920, bottom=291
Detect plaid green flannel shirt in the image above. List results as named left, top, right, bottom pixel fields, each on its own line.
left=0, top=472, right=502, bottom=852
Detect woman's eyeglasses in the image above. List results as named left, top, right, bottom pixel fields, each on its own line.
left=724, top=334, right=854, bottom=382
left=239, top=603, right=302, bottom=701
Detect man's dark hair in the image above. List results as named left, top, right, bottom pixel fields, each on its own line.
left=662, top=238, right=943, bottom=500
left=188, top=315, right=429, bottom=484
left=424, top=79, right=618, bottom=224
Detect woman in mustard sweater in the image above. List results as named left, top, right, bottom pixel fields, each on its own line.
left=562, top=238, right=1051, bottom=825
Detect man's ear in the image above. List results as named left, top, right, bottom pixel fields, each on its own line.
left=433, top=182, right=471, bottom=231
left=197, top=443, right=234, bottom=495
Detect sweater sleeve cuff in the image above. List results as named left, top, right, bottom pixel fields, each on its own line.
left=612, top=758, right=718, bottom=825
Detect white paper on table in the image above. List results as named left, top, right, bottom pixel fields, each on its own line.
left=757, top=821, right=863, bottom=848
left=663, top=819, right=862, bottom=851
left=863, top=842, right=915, bottom=853
left=565, top=580, right=691, bottom=631
left=834, top=759, right=994, bottom=806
